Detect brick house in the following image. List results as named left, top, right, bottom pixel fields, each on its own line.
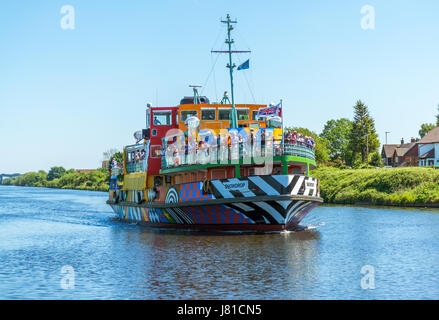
left=382, top=138, right=418, bottom=167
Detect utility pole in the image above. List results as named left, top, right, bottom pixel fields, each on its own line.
left=364, top=133, right=369, bottom=168
left=385, top=131, right=390, bottom=166
left=211, top=14, right=250, bottom=128
left=366, top=134, right=369, bottom=169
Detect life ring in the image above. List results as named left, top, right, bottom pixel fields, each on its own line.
left=202, top=180, right=212, bottom=194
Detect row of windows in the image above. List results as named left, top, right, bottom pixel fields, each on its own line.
left=149, top=109, right=261, bottom=127
left=181, top=109, right=260, bottom=122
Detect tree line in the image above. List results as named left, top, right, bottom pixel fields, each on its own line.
left=1, top=166, right=110, bottom=191
left=288, top=100, right=381, bottom=168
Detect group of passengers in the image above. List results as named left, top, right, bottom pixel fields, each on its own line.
left=163, top=129, right=316, bottom=167
left=284, top=130, right=315, bottom=150
left=129, top=149, right=146, bottom=164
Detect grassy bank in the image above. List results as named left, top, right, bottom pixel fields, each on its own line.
left=1, top=168, right=110, bottom=192
left=311, top=167, right=439, bottom=207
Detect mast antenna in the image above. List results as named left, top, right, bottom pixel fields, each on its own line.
left=211, top=14, right=250, bottom=128
left=189, top=85, right=202, bottom=104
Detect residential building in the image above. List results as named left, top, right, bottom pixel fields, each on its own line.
left=418, top=127, right=439, bottom=167
left=382, top=138, right=418, bottom=167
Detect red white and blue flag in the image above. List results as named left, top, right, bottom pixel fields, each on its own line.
left=257, top=102, right=282, bottom=118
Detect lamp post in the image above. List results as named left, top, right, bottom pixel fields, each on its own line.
left=385, top=131, right=390, bottom=167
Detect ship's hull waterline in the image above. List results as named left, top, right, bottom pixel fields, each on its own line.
left=108, top=175, right=323, bottom=232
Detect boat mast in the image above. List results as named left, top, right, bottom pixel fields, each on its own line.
left=212, top=14, right=250, bottom=128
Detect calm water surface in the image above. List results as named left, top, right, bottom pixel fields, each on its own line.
left=1, top=185, right=438, bottom=299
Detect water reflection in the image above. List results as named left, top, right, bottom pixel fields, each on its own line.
left=107, top=226, right=321, bottom=299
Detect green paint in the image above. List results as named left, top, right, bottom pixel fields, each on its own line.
left=235, top=164, right=241, bottom=178
left=160, top=155, right=316, bottom=175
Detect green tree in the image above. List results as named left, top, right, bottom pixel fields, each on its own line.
left=436, top=104, right=439, bottom=126
left=320, top=118, right=352, bottom=161
left=109, top=152, right=123, bottom=168
left=419, top=123, right=435, bottom=138
left=348, top=100, right=380, bottom=164
left=370, top=151, right=383, bottom=167
left=287, top=126, right=330, bottom=164
left=47, top=166, right=66, bottom=181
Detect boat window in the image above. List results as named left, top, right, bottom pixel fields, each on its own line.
left=201, top=109, right=216, bottom=121
left=153, top=111, right=172, bottom=126
left=181, top=110, right=197, bottom=121
left=150, top=145, right=162, bottom=158
left=153, top=175, right=164, bottom=187
left=252, top=110, right=260, bottom=121
left=218, top=109, right=231, bottom=121
left=237, top=109, right=249, bottom=121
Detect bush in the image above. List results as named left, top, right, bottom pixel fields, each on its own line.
left=311, top=166, right=439, bottom=206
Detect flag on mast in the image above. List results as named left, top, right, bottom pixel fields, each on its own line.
left=237, top=59, right=250, bottom=70
left=256, top=102, right=281, bottom=118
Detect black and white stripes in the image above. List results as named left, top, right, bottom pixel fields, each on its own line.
left=210, top=175, right=319, bottom=199
left=208, top=174, right=321, bottom=227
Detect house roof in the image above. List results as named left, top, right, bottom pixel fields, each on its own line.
left=382, top=144, right=399, bottom=157
left=420, top=149, right=435, bottom=159
left=418, top=127, right=439, bottom=144
left=391, top=142, right=417, bottom=158
left=395, top=148, right=410, bottom=157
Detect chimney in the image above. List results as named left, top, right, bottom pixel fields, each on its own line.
left=411, top=137, right=415, bottom=143
left=401, top=138, right=404, bottom=145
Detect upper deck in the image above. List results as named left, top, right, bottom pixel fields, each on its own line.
left=178, top=103, right=267, bottom=131
left=160, top=127, right=316, bottom=175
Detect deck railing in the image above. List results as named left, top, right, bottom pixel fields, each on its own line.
left=126, top=161, right=146, bottom=174
left=162, top=141, right=315, bottom=169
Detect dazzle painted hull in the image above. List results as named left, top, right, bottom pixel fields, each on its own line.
left=108, top=174, right=323, bottom=232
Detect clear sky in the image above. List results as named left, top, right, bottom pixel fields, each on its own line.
left=1, top=0, right=438, bottom=173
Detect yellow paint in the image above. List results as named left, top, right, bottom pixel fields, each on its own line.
left=123, top=172, right=147, bottom=190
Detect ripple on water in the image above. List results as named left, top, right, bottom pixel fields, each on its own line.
left=1, top=186, right=439, bottom=299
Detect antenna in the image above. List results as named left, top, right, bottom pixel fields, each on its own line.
left=211, top=14, right=251, bottom=128
left=189, top=85, right=202, bottom=104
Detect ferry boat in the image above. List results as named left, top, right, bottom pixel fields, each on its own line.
left=107, top=15, right=323, bottom=232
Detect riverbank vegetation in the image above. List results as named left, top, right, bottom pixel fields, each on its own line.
left=312, top=166, right=439, bottom=206
left=2, top=167, right=110, bottom=192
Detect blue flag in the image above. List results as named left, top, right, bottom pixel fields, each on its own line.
left=237, top=59, right=249, bottom=70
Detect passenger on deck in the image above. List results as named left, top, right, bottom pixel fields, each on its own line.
left=110, top=159, right=118, bottom=191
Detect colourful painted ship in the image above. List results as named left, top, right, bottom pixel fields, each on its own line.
left=107, top=15, right=323, bottom=232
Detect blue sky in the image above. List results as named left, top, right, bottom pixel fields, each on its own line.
left=1, top=0, right=438, bottom=173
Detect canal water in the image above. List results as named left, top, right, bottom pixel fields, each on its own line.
left=0, top=185, right=438, bottom=299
